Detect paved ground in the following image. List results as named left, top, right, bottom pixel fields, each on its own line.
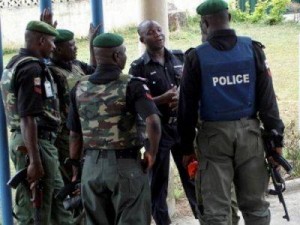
left=170, top=178, right=300, bottom=225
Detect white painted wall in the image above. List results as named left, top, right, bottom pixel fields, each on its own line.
left=1, top=0, right=200, bottom=48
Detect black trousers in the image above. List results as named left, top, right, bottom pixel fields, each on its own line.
left=150, top=124, right=198, bottom=225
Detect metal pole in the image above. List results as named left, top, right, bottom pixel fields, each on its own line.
left=39, top=0, right=52, bottom=12
left=90, top=0, right=104, bottom=33
left=0, top=16, right=14, bottom=225
left=299, top=34, right=300, bottom=131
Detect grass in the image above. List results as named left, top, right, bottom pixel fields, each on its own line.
left=2, top=18, right=300, bottom=199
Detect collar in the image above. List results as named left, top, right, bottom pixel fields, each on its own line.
left=50, top=58, right=73, bottom=71
left=142, top=48, right=172, bottom=65
left=18, top=48, right=46, bottom=64
left=207, top=29, right=236, bottom=41
left=88, top=64, right=122, bottom=84
left=19, top=48, right=39, bottom=58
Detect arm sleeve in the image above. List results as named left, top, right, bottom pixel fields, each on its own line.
left=252, top=41, right=284, bottom=134
left=67, top=86, right=82, bottom=133
left=127, top=79, right=160, bottom=120
left=177, top=50, right=201, bottom=155
left=16, top=63, right=44, bottom=117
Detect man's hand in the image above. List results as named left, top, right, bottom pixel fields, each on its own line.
left=27, top=161, right=44, bottom=184
left=88, top=23, right=102, bottom=43
left=141, top=151, right=156, bottom=173
left=268, top=147, right=283, bottom=167
left=169, top=87, right=180, bottom=111
left=40, top=8, right=57, bottom=28
left=157, top=86, right=177, bottom=105
left=71, top=165, right=79, bottom=182
left=182, top=153, right=197, bottom=168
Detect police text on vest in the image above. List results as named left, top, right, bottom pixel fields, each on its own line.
left=212, top=74, right=250, bottom=86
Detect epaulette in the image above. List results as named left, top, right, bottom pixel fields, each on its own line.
left=130, top=76, right=148, bottom=83
left=185, top=47, right=195, bottom=55
left=253, top=40, right=265, bottom=49
left=130, top=57, right=144, bottom=67
left=170, top=49, right=184, bottom=63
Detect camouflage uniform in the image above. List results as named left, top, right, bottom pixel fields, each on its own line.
left=48, top=62, right=87, bottom=183
left=1, top=51, right=74, bottom=225
left=68, top=69, right=158, bottom=225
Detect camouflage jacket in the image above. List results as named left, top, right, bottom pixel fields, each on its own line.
left=75, top=73, right=144, bottom=150
left=1, top=56, right=61, bottom=131
left=48, top=62, right=85, bottom=122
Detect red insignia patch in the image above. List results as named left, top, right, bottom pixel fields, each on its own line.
left=34, top=87, right=42, bottom=94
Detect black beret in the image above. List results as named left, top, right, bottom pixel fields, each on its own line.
left=196, top=0, right=228, bottom=16
left=26, top=21, right=58, bottom=36
left=93, top=33, right=124, bottom=48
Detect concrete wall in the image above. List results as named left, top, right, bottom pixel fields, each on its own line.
left=1, top=0, right=199, bottom=48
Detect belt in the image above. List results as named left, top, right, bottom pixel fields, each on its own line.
left=38, top=131, right=57, bottom=142
left=84, top=147, right=140, bottom=159
left=12, top=129, right=57, bottom=142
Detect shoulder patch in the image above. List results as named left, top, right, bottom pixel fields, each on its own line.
left=130, top=57, right=144, bottom=67
left=130, top=76, right=148, bottom=83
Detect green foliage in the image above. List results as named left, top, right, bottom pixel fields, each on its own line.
left=230, top=0, right=290, bottom=24
left=265, top=0, right=291, bottom=24
left=284, top=120, right=300, bottom=177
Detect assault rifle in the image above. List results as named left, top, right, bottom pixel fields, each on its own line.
left=262, top=129, right=292, bottom=221
left=7, top=156, right=43, bottom=225
left=56, top=158, right=84, bottom=224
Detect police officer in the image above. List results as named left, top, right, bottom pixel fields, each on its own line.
left=48, top=28, right=98, bottom=183
left=1, top=21, right=74, bottom=225
left=129, top=20, right=198, bottom=225
left=178, top=0, right=285, bottom=224
left=192, top=16, right=240, bottom=225
left=67, top=33, right=162, bottom=225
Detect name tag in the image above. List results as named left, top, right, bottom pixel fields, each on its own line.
left=44, top=81, right=54, bottom=97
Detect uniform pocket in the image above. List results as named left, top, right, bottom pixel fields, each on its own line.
left=118, top=168, right=145, bottom=196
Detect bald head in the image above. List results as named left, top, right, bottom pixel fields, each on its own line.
left=94, top=45, right=127, bottom=70
left=138, top=20, right=161, bottom=37
left=137, top=20, right=165, bottom=51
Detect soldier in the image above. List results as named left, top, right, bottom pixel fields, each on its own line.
left=67, top=33, right=162, bottom=225
left=40, top=9, right=99, bottom=183
left=129, top=20, right=198, bottom=225
left=48, top=27, right=98, bottom=183
left=1, top=21, right=74, bottom=225
left=178, top=0, right=285, bottom=224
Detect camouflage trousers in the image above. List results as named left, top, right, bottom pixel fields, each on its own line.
left=9, top=132, right=74, bottom=225
left=195, top=119, right=270, bottom=225
left=81, top=149, right=151, bottom=225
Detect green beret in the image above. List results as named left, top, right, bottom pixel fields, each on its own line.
left=196, top=0, right=228, bottom=16
left=26, top=21, right=58, bottom=36
left=93, top=33, right=124, bottom=48
left=55, top=29, right=74, bottom=43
